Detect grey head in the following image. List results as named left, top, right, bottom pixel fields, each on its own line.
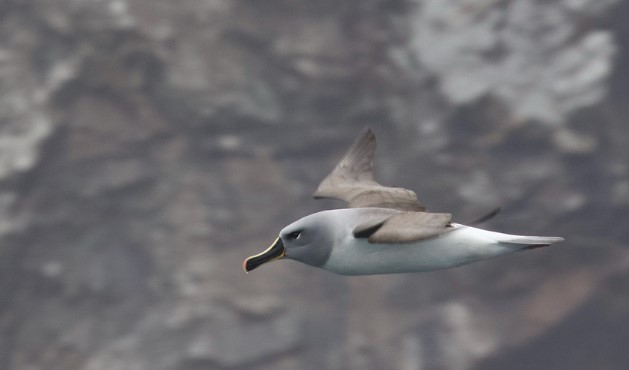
left=243, top=211, right=336, bottom=272
left=280, top=212, right=337, bottom=267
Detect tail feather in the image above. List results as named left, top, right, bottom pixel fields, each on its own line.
left=500, top=236, right=565, bottom=245
left=499, top=235, right=564, bottom=250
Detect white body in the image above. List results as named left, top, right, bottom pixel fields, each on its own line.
left=315, top=209, right=561, bottom=275
left=323, top=224, right=519, bottom=275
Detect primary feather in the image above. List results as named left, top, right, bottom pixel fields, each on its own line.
left=314, top=128, right=427, bottom=212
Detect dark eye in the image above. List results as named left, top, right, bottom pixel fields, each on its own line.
left=287, top=231, right=302, bottom=240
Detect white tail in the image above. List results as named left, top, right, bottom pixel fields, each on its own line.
left=499, top=235, right=564, bottom=250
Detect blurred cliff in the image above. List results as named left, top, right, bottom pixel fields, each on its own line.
left=1, top=0, right=629, bottom=369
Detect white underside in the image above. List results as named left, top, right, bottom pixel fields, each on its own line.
left=322, top=223, right=547, bottom=275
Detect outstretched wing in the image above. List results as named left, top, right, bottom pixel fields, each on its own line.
left=313, top=128, right=426, bottom=212
left=353, top=211, right=453, bottom=244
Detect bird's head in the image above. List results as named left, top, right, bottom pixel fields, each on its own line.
left=243, top=212, right=334, bottom=272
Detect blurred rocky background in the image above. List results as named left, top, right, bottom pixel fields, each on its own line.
left=1, top=0, right=629, bottom=369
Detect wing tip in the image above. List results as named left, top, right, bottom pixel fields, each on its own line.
left=343, top=126, right=376, bottom=161
left=313, top=127, right=378, bottom=198
left=468, top=207, right=502, bottom=225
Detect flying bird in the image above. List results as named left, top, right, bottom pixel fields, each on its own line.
left=243, top=128, right=564, bottom=275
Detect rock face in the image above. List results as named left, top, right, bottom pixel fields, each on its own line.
left=1, top=0, right=628, bottom=369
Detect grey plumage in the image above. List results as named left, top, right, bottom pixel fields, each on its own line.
left=314, top=128, right=453, bottom=243
left=354, top=211, right=453, bottom=244
left=314, top=128, right=426, bottom=212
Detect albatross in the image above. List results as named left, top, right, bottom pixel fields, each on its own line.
left=243, top=128, right=564, bottom=275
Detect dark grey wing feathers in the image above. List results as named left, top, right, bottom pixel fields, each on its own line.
left=353, top=212, right=452, bottom=244
left=352, top=217, right=388, bottom=239
left=317, top=129, right=453, bottom=244
left=314, top=128, right=426, bottom=212
left=468, top=207, right=501, bottom=226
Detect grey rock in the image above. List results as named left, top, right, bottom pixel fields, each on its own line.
left=410, top=0, right=617, bottom=124
left=1, top=0, right=628, bottom=370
